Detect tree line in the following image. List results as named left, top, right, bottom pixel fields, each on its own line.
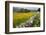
left=13, top=8, right=40, bottom=13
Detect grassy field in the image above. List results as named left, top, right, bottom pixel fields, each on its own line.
left=13, top=12, right=38, bottom=28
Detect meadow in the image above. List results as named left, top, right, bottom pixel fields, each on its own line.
left=13, top=12, right=40, bottom=28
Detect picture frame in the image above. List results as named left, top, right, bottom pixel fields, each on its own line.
left=5, top=1, right=45, bottom=34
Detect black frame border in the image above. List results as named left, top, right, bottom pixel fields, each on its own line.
left=5, top=1, right=45, bottom=34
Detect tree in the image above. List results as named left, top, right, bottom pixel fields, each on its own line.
left=37, top=8, right=40, bottom=12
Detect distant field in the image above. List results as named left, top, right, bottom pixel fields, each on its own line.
left=13, top=12, right=38, bottom=28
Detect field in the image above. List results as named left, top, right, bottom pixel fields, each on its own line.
left=13, top=12, right=40, bottom=28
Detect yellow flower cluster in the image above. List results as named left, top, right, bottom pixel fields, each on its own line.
left=13, top=12, right=34, bottom=20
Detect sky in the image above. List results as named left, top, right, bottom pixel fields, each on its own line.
left=13, top=7, right=39, bottom=10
